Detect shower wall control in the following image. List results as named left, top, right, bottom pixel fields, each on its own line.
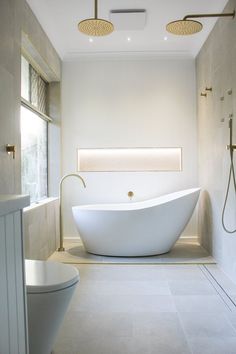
left=226, top=114, right=236, bottom=151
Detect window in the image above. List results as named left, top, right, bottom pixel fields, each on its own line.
left=21, top=56, right=49, bottom=203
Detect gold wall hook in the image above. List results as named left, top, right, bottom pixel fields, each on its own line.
left=6, top=144, right=16, bottom=159
left=200, top=92, right=207, bottom=97
left=205, top=87, right=212, bottom=91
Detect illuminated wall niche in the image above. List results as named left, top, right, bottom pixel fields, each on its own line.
left=77, top=148, right=182, bottom=172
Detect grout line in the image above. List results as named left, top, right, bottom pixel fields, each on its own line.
left=199, top=265, right=236, bottom=312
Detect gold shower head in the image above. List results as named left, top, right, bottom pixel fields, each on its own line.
left=78, top=0, right=114, bottom=36
left=166, top=11, right=235, bottom=35
left=166, top=19, right=202, bottom=35
left=78, top=18, right=114, bottom=36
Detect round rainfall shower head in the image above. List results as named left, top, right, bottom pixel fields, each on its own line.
left=78, top=18, right=114, bottom=36
left=166, top=11, right=235, bottom=36
left=78, top=0, right=114, bottom=36
left=166, top=19, right=203, bottom=35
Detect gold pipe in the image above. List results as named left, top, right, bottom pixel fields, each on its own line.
left=183, top=11, right=235, bottom=20
left=95, top=0, right=98, bottom=19
left=58, top=173, right=86, bottom=252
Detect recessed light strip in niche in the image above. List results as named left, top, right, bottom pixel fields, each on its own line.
left=77, top=147, right=182, bottom=172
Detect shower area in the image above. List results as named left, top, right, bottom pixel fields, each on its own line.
left=197, top=0, right=236, bottom=281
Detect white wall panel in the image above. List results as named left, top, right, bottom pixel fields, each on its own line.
left=0, top=195, right=29, bottom=354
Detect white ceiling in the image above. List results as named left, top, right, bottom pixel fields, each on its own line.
left=26, top=0, right=229, bottom=60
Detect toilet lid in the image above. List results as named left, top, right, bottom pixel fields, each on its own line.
left=25, top=260, right=79, bottom=293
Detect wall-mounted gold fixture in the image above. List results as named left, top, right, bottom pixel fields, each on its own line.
left=205, top=87, right=212, bottom=92
left=227, top=89, right=233, bottom=95
left=166, top=10, right=235, bottom=35
left=128, top=191, right=134, bottom=200
left=6, top=144, right=16, bottom=159
left=200, top=92, right=207, bottom=97
left=58, top=173, right=86, bottom=252
left=226, top=114, right=236, bottom=151
left=78, top=0, right=114, bottom=36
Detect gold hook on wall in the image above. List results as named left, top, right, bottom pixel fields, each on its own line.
left=200, top=92, right=207, bottom=97
left=205, top=87, right=212, bottom=92
left=6, top=144, right=16, bottom=159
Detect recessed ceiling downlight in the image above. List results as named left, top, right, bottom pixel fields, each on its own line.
left=78, top=0, right=114, bottom=36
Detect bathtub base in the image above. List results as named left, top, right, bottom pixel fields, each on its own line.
left=85, top=248, right=171, bottom=257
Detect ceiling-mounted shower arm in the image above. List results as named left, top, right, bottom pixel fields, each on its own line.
left=183, top=11, right=235, bottom=21
left=94, top=0, right=98, bottom=19
left=167, top=10, right=235, bottom=35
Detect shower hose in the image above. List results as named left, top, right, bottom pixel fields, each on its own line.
left=222, top=118, right=236, bottom=233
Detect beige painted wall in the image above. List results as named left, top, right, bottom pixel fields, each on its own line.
left=197, top=0, right=236, bottom=280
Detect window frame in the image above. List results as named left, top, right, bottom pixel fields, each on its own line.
left=20, top=55, right=51, bottom=203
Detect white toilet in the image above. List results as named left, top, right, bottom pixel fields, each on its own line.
left=25, top=259, right=79, bottom=354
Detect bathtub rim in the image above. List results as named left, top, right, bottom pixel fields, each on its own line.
left=72, top=187, right=200, bottom=212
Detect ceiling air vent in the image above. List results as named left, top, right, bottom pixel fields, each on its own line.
left=110, top=9, right=146, bottom=30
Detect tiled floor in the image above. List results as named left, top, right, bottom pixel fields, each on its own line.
left=53, top=264, right=236, bottom=354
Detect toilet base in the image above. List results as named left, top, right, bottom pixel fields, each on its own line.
left=27, top=283, right=77, bottom=354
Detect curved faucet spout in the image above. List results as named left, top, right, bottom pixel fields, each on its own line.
left=60, top=173, right=86, bottom=190
left=58, top=173, right=86, bottom=251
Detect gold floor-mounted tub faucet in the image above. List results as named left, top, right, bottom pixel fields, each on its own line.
left=58, top=173, right=86, bottom=252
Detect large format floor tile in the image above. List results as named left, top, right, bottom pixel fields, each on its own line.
left=173, top=295, right=228, bottom=313
left=53, top=264, right=236, bottom=354
left=179, top=312, right=236, bottom=338
left=188, top=337, right=236, bottom=354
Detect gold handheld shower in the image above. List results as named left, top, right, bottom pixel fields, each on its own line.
left=166, top=11, right=235, bottom=35
left=78, top=0, right=114, bottom=36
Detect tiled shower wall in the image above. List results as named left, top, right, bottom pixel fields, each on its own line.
left=196, top=0, right=236, bottom=281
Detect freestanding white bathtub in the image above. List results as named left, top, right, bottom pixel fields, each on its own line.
left=72, top=188, right=200, bottom=257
